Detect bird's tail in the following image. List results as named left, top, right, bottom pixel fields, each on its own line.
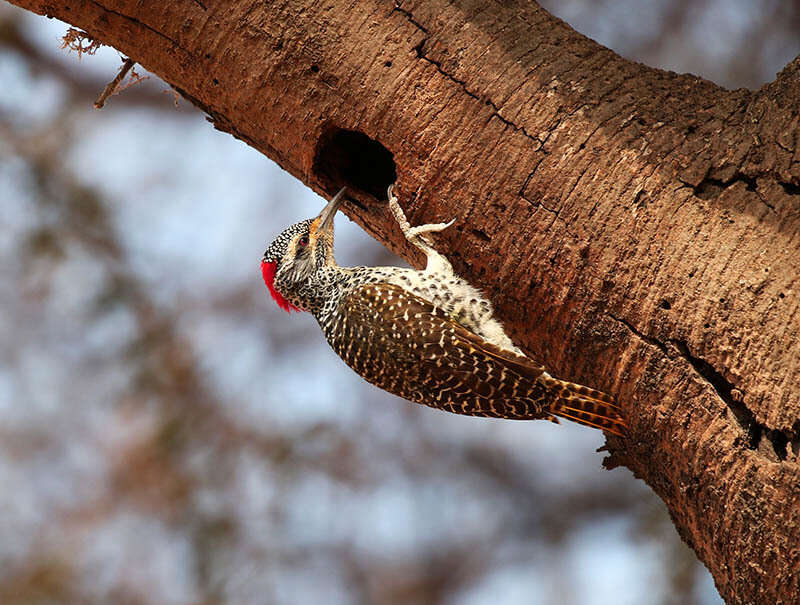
left=540, top=375, right=626, bottom=436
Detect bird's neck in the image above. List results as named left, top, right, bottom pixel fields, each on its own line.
left=280, top=265, right=351, bottom=317
left=299, top=265, right=395, bottom=320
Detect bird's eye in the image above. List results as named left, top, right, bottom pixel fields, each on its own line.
left=299, top=235, right=309, bottom=247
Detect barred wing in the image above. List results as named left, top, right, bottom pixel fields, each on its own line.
left=327, top=282, right=625, bottom=434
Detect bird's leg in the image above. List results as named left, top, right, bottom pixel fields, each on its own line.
left=387, top=185, right=455, bottom=274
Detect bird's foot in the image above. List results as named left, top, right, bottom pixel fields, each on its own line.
left=406, top=218, right=456, bottom=240
left=387, top=184, right=455, bottom=274
left=387, top=184, right=456, bottom=244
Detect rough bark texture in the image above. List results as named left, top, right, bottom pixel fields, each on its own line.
left=9, top=1, right=800, bottom=602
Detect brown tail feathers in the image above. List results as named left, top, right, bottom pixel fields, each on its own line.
left=542, top=376, right=626, bottom=436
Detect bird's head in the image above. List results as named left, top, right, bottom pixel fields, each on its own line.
left=261, top=187, right=346, bottom=313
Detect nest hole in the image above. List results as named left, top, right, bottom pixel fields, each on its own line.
left=313, top=127, right=397, bottom=201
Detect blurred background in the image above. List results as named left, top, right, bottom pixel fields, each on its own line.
left=0, top=1, right=797, bottom=603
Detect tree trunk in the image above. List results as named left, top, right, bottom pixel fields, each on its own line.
left=8, top=1, right=800, bottom=602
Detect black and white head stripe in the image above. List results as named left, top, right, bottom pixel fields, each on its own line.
left=263, top=220, right=312, bottom=263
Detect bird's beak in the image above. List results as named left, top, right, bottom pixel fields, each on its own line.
left=317, top=187, right=347, bottom=234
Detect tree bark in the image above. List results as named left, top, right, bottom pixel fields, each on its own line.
left=8, top=1, right=800, bottom=602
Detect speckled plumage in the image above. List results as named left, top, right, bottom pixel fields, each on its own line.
left=261, top=187, right=625, bottom=435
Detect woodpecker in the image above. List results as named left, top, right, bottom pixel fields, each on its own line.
left=261, top=186, right=626, bottom=435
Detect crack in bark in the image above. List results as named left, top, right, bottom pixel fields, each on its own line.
left=392, top=3, right=428, bottom=33
left=518, top=157, right=549, bottom=198
left=470, top=228, right=491, bottom=242
left=608, top=314, right=795, bottom=461
left=416, top=45, right=544, bottom=145
left=89, top=1, right=190, bottom=54
left=562, top=161, right=593, bottom=204
left=518, top=187, right=577, bottom=237
left=781, top=180, right=800, bottom=196
left=403, top=33, right=545, bottom=147
left=693, top=174, right=756, bottom=200
left=670, top=339, right=758, bottom=446
left=608, top=313, right=668, bottom=354
left=693, top=172, right=800, bottom=213
left=575, top=109, right=621, bottom=150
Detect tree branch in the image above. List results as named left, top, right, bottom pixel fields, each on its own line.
left=6, top=0, right=800, bottom=602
